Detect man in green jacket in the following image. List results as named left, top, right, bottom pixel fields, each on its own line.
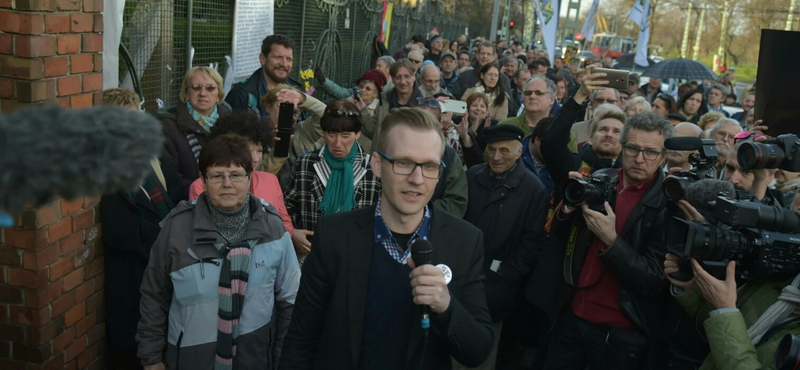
left=665, top=202, right=800, bottom=370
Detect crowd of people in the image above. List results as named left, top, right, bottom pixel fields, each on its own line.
left=97, top=30, right=800, bottom=370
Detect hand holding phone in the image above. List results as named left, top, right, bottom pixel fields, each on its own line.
left=273, top=102, right=294, bottom=158
left=592, top=68, right=629, bottom=91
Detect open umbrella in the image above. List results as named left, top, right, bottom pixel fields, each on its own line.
left=614, top=53, right=655, bottom=68
left=641, top=57, right=718, bottom=81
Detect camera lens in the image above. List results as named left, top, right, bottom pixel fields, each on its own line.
left=663, top=177, right=693, bottom=202
left=738, top=142, right=785, bottom=170
left=563, top=179, right=588, bottom=207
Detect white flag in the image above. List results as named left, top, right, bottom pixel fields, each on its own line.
left=533, top=0, right=560, bottom=66
left=628, top=0, right=650, bottom=67
left=581, top=0, right=600, bottom=42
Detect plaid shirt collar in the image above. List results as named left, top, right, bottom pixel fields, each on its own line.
left=373, top=199, right=432, bottom=265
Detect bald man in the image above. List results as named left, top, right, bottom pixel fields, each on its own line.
left=665, top=122, right=704, bottom=172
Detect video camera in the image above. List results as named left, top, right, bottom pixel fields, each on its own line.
left=738, top=133, right=800, bottom=172
left=667, top=190, right=800, bottom=281
left=563, top=171, right=616, bottom=213
left=662, top=137, right=719, bottom=202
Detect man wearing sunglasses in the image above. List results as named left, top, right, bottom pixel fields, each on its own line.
left=541, top=112, right=675, bottom=370
left=498, top=75, right=555, bottom=138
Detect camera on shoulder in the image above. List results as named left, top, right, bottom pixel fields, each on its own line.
left=662, top=137, right=719, bottom=202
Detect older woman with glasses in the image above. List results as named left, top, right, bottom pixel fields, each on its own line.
left=461, top=62, right=510, bottom=121
left=159, top=66, right=231, bottom=199
left=284, top=100, right=381, bottom=261
left=138, top=134, right=300, bottom=370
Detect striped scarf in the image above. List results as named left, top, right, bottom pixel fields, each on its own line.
left=214, top=239, right=253, bottom=370
left=208, top=195, right=254, bottom=370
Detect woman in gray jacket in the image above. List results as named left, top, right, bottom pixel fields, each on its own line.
left=137, top=134, right=301, bottom=370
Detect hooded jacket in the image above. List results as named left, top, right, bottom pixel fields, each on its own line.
left=137, top=194, right=301, bottom=370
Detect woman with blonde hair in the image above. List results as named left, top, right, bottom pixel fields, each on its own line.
left=158, top=66, right=231, bottom=199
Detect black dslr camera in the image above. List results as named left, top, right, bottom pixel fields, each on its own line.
left=563, top=171, right=616, bottom=213
left=662, top=137, right=719, bottom=201
left=738, top=133, right=800, bottom=172
left=666, top=191, right=800, bottom=281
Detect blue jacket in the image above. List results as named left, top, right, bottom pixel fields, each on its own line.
left=521, top=135, right=555, bottom=194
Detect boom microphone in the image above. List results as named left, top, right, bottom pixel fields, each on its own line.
left=685, top=179, right=736, bottom=215
left=665, top=136, right=704, bottom=151
left=0, top=105, right=165, bottom=214
left=411, top=239, right=434, bottom=329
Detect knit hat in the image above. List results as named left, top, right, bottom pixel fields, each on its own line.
left=356, top=70, right=387, bottom=93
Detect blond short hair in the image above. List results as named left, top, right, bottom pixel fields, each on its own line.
left=179, top=66, right=224, bottom=103
left=102, top=88, right=140, bottom=109
left=377, top=108, right=445, bottom=155
left=697, top=111, right=725, bottom=131
left=590, top=108, right=627, bottom=136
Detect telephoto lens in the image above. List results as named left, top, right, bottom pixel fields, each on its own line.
left=738, top=141, right=785, bottom=170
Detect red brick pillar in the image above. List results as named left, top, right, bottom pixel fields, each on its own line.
left=0, top=0, right=106, bottom=369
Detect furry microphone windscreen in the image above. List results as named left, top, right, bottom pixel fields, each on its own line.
left=0, top=105, right=165, bottom=213
left=685, top=179, right=736, bottom=215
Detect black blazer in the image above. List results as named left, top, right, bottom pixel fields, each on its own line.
left=280, top=205, right=494, bottom=369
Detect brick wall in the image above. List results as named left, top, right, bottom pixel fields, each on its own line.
left=0, top=0, right=105, bottom=368
left=0, top=0, right=103, bottom=113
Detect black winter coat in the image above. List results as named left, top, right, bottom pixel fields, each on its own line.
left=464, top=161, right=549, bottom=322
left=101, top=157, right=181, bottom=351
left=157, top=103, right=231, bottom=200
left=544, top=168, right=671, bottom=370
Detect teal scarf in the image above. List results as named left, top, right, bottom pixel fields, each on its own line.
left=318, top=144, right=358, bottom=215
left=186, top=102, right=219, bottom=132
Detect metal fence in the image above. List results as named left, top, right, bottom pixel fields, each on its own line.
left=119, top=0, right=465, bottom=112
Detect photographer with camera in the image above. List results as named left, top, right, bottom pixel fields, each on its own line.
left=665, top=200, right=800, bottom=370
left=540, top=112, right=674, bottom=370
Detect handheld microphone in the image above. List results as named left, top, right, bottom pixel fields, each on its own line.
left=411, top=239, right=434, bottom=329
left=0, top=105, right=165, bottom=214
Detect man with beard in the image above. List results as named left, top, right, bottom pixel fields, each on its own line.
left=571, top=87, right=620, bottom=144
left=708, top=118, right=741, bottom=178
left=665, top=122, right=704, bottom=172
left=358, top=59, right=422, bottom=153
left=419, top=64, right=444, bottom=97
left=226, top=35, right=305, bottom=118
left=452, top=42, right=512, bottom=100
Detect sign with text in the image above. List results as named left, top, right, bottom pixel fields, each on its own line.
left=232, top=0, right=274, bottom=81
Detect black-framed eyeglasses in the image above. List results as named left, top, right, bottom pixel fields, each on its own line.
left=414, top=97, right=441, bottom=109
left=622, top=144, right=663, bottom=161
left=409, top=59, right=423, bottom=64
left=378, top=151, right=446, bottom=179
left=323, top=109, right=361, bottom=119
left=205, top=172, right=249, bottom=183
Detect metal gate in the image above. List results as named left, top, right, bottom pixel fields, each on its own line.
left=119, top=0, right=465, bottom=112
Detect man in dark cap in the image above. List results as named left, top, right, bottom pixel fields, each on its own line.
left=458, top=124, right=549, bottom=370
